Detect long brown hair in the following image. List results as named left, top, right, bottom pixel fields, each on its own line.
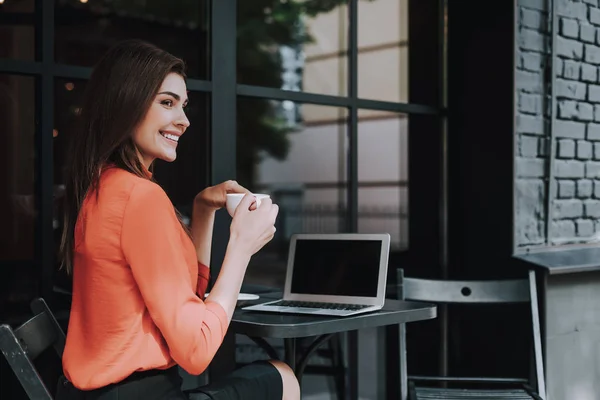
left=59, top=39, right=187, bottom=274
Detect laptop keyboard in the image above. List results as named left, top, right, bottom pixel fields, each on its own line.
left=269, top=300, right=370, bottom=311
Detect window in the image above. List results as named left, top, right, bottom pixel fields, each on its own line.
left=0, top=74, right=37, bottom=323
left=55, top=0, right=210, bottom=78
left=0, top=0, right=444, bottom=316
left=237, top=98, right=348, bottom=286
left=358, top=0, right=408, bottom=103
left=0, top=0, right=35, bottom=60
left=0, top=74, right=36, bottom=262
left=358, top=111, right=408, bottom=250
left=237, top=1, right=347, bottom=96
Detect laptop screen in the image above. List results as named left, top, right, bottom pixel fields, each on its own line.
left=290, top=238, right=383, bottom=298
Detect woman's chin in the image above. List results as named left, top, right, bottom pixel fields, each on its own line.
left=157, top=152, right=177, bottom=163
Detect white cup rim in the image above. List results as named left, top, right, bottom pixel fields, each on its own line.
left=226, top=193, right=270, bottom=198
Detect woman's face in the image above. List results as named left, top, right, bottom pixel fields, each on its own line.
left=132, top=73, right=190, bottom=168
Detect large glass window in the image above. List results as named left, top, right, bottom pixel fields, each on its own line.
left=237, top=97, right=348, bottom=286
left=0, top=74, right=36, bottom=261
left=0, top=0, right=35, bottom=60
left=0, top=0, right=444, bottom=327
left=0, top=73, right=37, bottom=323
left=358, top=110, right=408, bottom=250
left=237, top=0, right=348, bottom=96
left=358, top=0, right=408, bottom=103
left=55, top=0, right=210, bottom=79
left=53, top=78, right=87, bottom=213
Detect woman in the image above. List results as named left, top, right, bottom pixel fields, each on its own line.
left=56, top=39, right=300, bottom=400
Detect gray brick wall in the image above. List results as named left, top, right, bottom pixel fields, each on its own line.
left=516, top=0, right=600, bottom=248
left=516, top=0, right=551, bottom=247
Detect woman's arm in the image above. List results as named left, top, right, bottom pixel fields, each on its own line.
left=196, top=194, right=278, bottom=321
left=122, top=182, right=230, bottom=375
left=190, top=200, right=215, bottom=267
left=122, top=182, right=277, bottom=374
left=190, top=180, right=251, bottom=298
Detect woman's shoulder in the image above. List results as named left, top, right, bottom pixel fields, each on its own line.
left=101, top=166, right=159, bottom=191
left=98, top=166, right=168, bottom=209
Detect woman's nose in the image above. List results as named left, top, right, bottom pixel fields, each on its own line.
left=176, top=110, right=190, bottom=128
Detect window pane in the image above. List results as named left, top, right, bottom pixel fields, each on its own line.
left=237, top=98, right=348, bottom=286
left=238, top=1, right=347, bottom=96
left=53, top=78, right=86, bottom=204
left=55, top=0, right=210, bottom=79
left=0, top=0, right=35, bottom=60
left=53, top=78, right=85, bottom=273
left=0, top=74, right=37, bottom=323
left=358, top=0, right=408, bottom=103
left=358, top=110, right=408, bottom=251
left=0, top=74, right=36, bottom=261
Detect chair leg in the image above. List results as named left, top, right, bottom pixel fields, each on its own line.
left=408, top=381, right=418, bottom=400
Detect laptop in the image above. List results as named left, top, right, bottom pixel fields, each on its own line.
left=242, top=233, right=391, bottom=317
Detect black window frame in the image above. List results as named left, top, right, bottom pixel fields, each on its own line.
left=0, top=0, right=447, bottom=306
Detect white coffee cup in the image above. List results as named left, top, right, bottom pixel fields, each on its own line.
left=226, top=193, right=270, bottom=217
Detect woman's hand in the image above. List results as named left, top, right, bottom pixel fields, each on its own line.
left=206, top=194, right=279, bottom=320
left=229, top=194, right=279, bottom=257
left=194, top=180, right=249, bottom=211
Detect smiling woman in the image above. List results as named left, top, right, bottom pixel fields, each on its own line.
left=55, top=39, right=298, bottom=400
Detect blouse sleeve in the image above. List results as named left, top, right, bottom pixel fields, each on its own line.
left=120, top=181, right=228, bottom=375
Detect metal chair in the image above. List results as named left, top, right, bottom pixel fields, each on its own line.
left=400, top=269, right=546, bottom=400
left=0, top=298, right=66, bottom=399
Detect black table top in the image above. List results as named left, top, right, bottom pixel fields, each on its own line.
left=230, top=293, right=437, bottom=338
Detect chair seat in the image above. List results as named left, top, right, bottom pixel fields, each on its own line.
left=414, top=387, right=537, bottom=399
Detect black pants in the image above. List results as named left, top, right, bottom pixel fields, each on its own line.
left=55, top=362, right=283, bottom=400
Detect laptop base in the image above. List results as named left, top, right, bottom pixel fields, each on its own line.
left=242, top=299, right=383, bottom=317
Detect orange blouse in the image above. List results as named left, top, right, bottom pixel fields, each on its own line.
left=62, top=166, right=228, bottom=390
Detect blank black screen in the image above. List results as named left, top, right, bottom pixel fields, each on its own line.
left=290, top=239, right=382, bottom=297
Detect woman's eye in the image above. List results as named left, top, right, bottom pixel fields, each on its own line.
left=161, top=100, right=173, bottom=107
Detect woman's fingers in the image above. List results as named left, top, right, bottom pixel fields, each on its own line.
left=234, top=193, right=257, bottom=216
left=224, top=180, right=250, bottom=194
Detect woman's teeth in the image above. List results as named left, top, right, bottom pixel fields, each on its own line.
left=160, top=132, right=179, bottom=142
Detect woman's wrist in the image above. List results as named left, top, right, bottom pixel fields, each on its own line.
left=224, top=237, right=252, bottom=268
left=192, top=200, right=216, bottom=220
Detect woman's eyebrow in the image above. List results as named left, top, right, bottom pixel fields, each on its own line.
left=157, top=91, right=183, bottom=101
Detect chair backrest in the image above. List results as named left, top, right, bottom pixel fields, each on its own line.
left=0, top=298, right=66, bottom=400
left=401, top=275, right=530, bottom=304
left=399, top=269, right=546, bottom=399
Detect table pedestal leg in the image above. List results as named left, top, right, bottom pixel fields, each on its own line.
left=284, top=338, right=296, bottom=372
left=347, top=331, right=359, bottom=400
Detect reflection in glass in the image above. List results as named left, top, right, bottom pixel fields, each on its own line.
left=0, top=0, right=35, bottom=60
left=358, top=0, right=408, bottom=103
left=0, top=74, right=37, bottom=322
left=237, top=98, right=348, bottom=286
left=237, top=0, right=347, bottom=96
left=358, top=110, right=408, bottom=251
left=53, top=79, right=87, bottom=198
left=53, top=77, right=86, bottom=292
left=0, top=74, right=35, bottom=261
left=55, top=0, right=210, bottom=79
